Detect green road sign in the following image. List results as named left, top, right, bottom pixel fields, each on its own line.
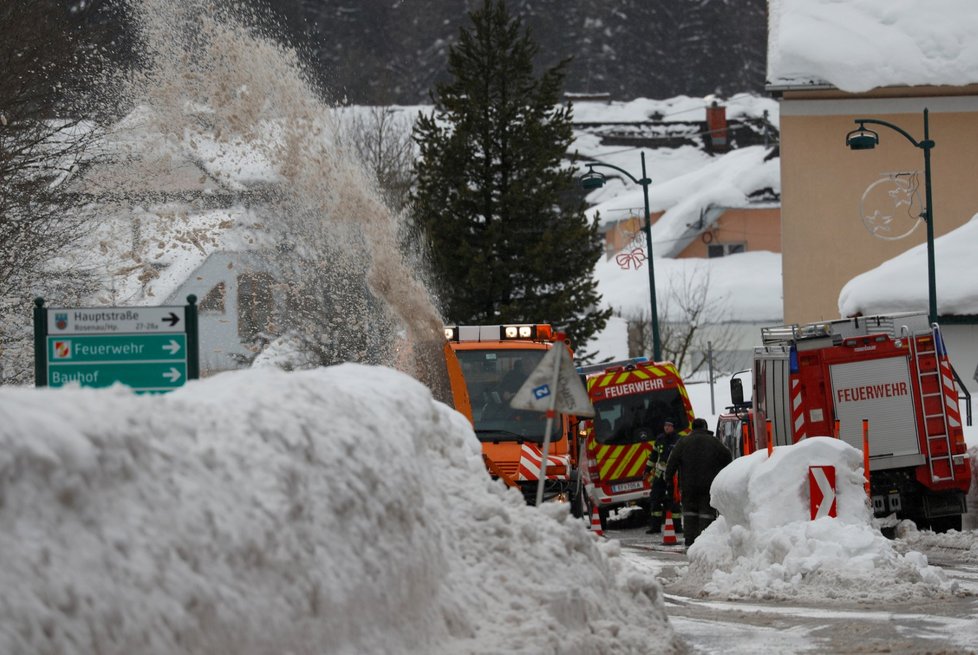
left=45, top=334, right=189, bottom=392
left=47, top=334, right=187, bottom=363
left=47, top=362, right=188, bottom=391
left=34, top=297, right=200, bottom=393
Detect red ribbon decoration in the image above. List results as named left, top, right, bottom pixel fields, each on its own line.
left=615, top=247, right=647, bottom=270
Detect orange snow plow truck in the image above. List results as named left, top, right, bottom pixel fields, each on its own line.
left=578, top=359, right=695, bottom=529
left=752, top=312, right=972, bottom=531
left=444, top=324, right=581, bottom=511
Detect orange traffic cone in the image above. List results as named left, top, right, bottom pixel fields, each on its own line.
left=589, top=504, right=604, bottom=537
left=662, top=511, right=678, bottom=545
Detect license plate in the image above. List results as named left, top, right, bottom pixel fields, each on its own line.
left=611, top=481, right=643, bottom=493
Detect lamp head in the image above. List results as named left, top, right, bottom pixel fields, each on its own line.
left=846, top=124, right=879, bottom=150
left=579, top=167, right=606, bottom=190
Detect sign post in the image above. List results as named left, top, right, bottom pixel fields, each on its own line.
left=510, top=333, right=595, bottom=506
left=34, top=296, right=199, bottom=393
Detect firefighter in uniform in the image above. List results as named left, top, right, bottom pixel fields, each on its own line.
left=644, top=420, right=682, bottom=534
left=663, top=417, right=732, bottom=547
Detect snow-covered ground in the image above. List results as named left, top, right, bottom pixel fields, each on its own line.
left=0, top=366, right=681, bottom=655
left=3, top=365, right=976, bottom=654
left=5, top=0, right=978, bottom=650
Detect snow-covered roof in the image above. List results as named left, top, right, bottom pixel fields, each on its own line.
left=571, top=93, right=781, bottom=126
left=767, top=0, right=978, bottom=92
left=569, top=95, right=783, bottom=358
left=585, top=146, right=780, bottom=259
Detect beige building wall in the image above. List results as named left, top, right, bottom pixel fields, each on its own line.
left=778, top=89, right=978, bottom=323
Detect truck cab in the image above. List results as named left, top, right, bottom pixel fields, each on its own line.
left=445, top=324, right=579, bottom=510
left=715, top=373, right=754, bottom=458
left=578, top=359, right=695, bottom=528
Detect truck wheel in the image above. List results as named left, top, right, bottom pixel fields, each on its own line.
left=928, top=514, right=963, bottom=533
left=570, top=483, right=584, bottom=519
left=598, top=506, right=610, bottom=531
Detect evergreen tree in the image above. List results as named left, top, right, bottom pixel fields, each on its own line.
left=410, top=0, right=609, bottom=355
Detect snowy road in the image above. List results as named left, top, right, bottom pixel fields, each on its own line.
left=610, top=526, right=978, bottom=654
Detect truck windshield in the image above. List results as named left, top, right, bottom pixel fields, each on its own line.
left=592, top=388, right=688, bottom=445
left=455, top=348, right=560, bottom=443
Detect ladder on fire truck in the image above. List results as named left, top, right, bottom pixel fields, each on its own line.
left=907, top=324, right=957, bottom=482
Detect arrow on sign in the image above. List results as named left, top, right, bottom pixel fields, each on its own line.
left=810, top=466, right=837, bottom=519
left=162, top=339, right=181, bottom=355
left=163, top=367, right=182, bottom=383
left=163, top=312, right=180, bottom=327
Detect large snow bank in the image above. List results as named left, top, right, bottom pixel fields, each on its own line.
left=678, top=437, right=959, bottom=602
left=0, top=366, right=682, bottom=654
left=839, top=213, right=978, bottom=317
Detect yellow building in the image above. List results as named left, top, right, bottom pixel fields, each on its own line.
left=768, top=2, right=978, bottom=324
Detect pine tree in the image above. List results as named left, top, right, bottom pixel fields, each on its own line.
left=410, top=0, right=609, bottom=355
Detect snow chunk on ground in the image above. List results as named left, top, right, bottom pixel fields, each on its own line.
left=678, top=437, right=959, bottom=602
left=895, top=521, right=978, bottom=564
left=0, top=366, right=682, bottom=654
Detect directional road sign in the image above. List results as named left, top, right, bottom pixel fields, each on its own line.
left=46, top=306, right=186, bottom=335
left=34, top=300, right=199, bottom=393
left=809, top=465, right=837, bottom=520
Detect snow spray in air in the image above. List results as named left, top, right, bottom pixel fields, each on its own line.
left=116, top=0, right=453, bottom=402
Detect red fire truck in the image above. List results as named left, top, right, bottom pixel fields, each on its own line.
left=751, top=312, right=971, bottom=531
left=577, top=359, right=695, bottom=529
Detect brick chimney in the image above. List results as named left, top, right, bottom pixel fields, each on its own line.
left=706, top=101, right=729, bottom=152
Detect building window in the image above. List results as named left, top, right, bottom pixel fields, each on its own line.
left=708, top=242, right=746, bottom=258
left=237, top=272, right=275, bottom=339
left=198, top=282, right=226, bottom=314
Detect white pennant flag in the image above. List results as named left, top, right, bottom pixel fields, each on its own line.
left=510, top=343, right=594, bottom=417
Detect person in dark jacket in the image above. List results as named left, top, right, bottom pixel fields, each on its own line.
left=644, top=419, right=682, bottom=534
left=663, top=417, right=732, bottom=547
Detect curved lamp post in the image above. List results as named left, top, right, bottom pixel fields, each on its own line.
left=579, top=151, right=661, bottom=361
left=846, top=108, right=937, bottom=324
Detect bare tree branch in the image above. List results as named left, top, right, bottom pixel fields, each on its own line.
left=620, top=265, right=741, bottom=377
left=0, top=0, right=114, bottom=383
left=334, top=106, right=416, bottom=213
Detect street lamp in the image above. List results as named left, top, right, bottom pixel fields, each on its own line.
left=846, top=108, right=937, bottom=324
left=579, top=151, right=662, bottom=361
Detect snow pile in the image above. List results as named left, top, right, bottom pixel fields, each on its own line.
left=896, top=521, right=978, bottom=564
left=0, top=366, right=681, bottom=655
left=679, top=437, right=957, bottom=602
left=839, top=213, right=978, bottom=317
